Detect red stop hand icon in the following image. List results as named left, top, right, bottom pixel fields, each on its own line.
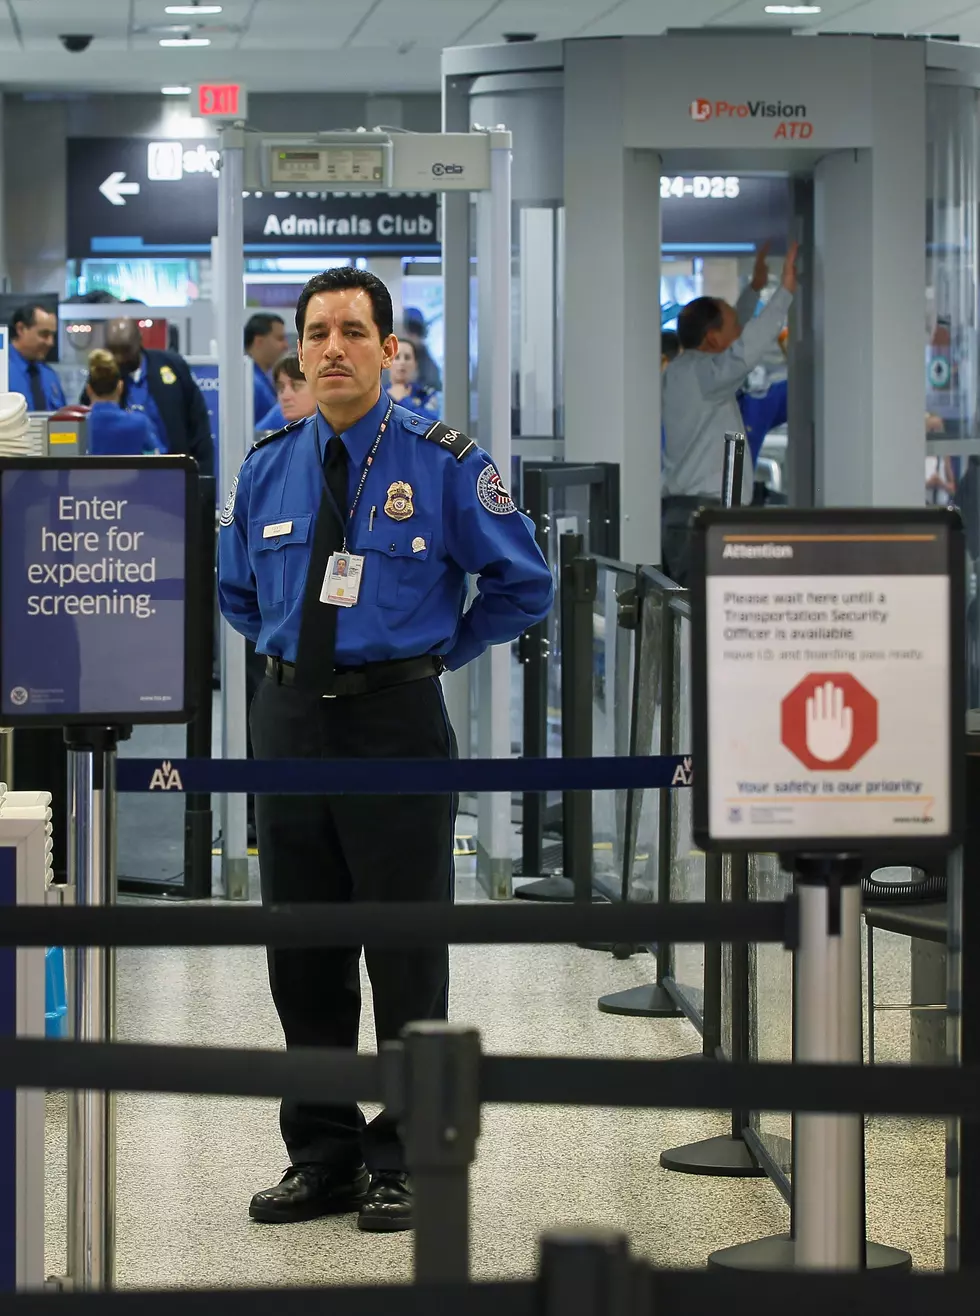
left=781, top=673, right=878, bottom=771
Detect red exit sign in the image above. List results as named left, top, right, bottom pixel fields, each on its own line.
left=196, top=83, right=247, bottom=118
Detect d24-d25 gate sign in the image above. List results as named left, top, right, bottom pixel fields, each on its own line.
left=691, top=508, right=965, bottom=855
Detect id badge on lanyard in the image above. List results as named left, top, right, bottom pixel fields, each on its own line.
left=317, top=403, right=392, bottom=609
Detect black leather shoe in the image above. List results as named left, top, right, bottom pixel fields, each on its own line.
left=249, top=1163, right=369, bottom=1223
left=357, top=1171, right=413, bottom=1233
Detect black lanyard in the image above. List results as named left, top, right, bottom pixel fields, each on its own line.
left=316, top=401, right=393, bottom=551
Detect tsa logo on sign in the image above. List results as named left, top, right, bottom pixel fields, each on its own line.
left=9, top=687, right=28, bottom=707
left=728, top=806, right=743, bottom=824
left=690, top=98, right=713, bottom=122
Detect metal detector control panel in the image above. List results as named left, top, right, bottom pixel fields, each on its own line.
left=0, top=457, right=198, bottom=727
left=246, top=131, right=501, bottom=193
left=692, top=508, right=964, bottom=853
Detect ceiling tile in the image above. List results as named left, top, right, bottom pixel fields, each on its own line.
left=817, top=1, right=980, bottom=33
left=349, top=0, right=498, bottom=48
left=707, top=1, right=874, bottom=30
left=579, top=1, right=741, bottom=38
left=246, top=0, right=373, bottom=42
left=462, top=0, right=621, bottom=44
left=12, top=0, right=130, bottom=36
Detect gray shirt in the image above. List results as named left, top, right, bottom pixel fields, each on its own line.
left=662, top=284, right=793, bottom=504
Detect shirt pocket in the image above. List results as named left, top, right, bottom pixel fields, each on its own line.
left=250, top=514, right=313, bottom=604
left=369, top=519, right=433, bottom=610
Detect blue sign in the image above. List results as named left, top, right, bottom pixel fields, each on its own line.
left=0, top=458, right=196, bottom=725
left=190, top=361, right=219, bottom=443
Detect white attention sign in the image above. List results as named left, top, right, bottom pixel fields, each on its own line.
left=699, top=516, right=956, bottom=847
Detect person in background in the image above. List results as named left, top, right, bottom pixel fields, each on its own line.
left=103, top=318, right=214, bottom=476
left=385, top=339, right=439, bottom=419
left=661, top=330, right=680, bottom=372
left=400, top=306, right=441, bottom=392
left=257, top=354, right=317, bottom=432
left=84, top=349, right=165, bottom=456
left=661, top=241, right=797, bottom=585
left=9, top=304, right=65, bottom=411
left=246, top=313, right=288, bottom=424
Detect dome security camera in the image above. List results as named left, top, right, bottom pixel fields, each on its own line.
left=60, top=35, right=94, bottom=53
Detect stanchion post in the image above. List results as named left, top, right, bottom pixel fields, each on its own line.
left=793, top=855, right=864, bottom=1269
left=563, top=550, right=597, bottom=907
left=65, top=727, right=119, bottom=1291
left=183, top=476, right=216, bottom=900
left=539, top=1229, right=637, bottom=1316
left=396, top=1023, right=481, bottom=1284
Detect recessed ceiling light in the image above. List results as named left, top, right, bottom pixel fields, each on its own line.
left=159, top=36, right=211, bottom=46
left=764, top=5, right=822, bottom=12
left=161, top=85, right=191, bottom=94
left=165, top=5, right=223, bottom=12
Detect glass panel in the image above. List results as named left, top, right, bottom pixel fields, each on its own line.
left=748, top=854, right=795, bottom=1181
left=668, top=611, right=705, bottom=1018
left=517, top=207, right=557, bottom=438
left=926, top=84, right=980, bottom=703
left=625, top=588, right=662, bottom=902
left=591, top=565, right=635, bottom=898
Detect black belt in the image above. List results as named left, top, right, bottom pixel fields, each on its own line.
left=265, top=653, right=443, bottom=697
left=662, top=494, right=722, bottom=509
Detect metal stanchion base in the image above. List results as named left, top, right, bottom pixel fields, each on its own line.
left=660, top=1134, right=766, bottom=1177
left=597, top=984, right=684, bottom=1017
left=514, top=877, right=604, bottom=902
left=708, top=1233, right=912, bottom=1270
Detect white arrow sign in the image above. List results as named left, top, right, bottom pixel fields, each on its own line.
left=99, top=171, right=141, bottom=206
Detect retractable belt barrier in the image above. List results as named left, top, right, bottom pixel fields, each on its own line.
left=115, top=753, right=693, bottom=795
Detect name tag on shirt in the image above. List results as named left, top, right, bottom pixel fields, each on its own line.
left=263, top=520, right=293, bottom=539
left=321, top=552, right=364, bottom=607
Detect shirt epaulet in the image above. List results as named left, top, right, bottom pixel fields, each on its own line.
left=419, top=419, right=478, bottom=461
left=248, top=416, right=306, bottom=455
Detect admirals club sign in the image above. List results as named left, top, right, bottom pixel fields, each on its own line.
left=68, top=138, right=439, bottom=258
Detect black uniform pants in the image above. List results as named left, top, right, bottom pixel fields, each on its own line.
left=249, top=672, right=457, bottom=1173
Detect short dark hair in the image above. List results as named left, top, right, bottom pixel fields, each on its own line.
left=272, top=352, right=303, bottom=385
left=10, top=304, right=53, bottom=339
left=677, top=297, right=725, bottom=351
left=295, top=267, right=393, bottom=341
left=661, top=330, right=680, bottom=363
left=244, top=313, right=284, bottom=350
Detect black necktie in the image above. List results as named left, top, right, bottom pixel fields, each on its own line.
left=26, top=362, right=46, bottom=412
left=294, top=435, right=349, bottom=694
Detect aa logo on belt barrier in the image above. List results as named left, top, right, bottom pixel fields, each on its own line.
left=149, top=760, right=184, bottom=791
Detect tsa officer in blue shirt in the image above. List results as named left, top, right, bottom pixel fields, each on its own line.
left=8, top=304, right=66, bottom=411
left=245, top=312, right=287, bottom=424
left=84, top=349, right=166, bottom=456
left=218, top=267, right=553, bottom=1234
left=386, top=338, right=439, bottom=420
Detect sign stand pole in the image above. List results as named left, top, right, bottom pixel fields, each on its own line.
left=792, top=853, right=864, bottom=1269
left=64, top=726, right=123, bottom=1291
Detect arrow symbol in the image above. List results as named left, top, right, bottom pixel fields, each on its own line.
left=99, top=172, right=140, bottom=206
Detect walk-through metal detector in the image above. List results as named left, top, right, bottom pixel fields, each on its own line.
left=215, top=126, right=513, bottom=900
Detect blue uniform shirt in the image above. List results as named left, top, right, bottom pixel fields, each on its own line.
left=8, top=345, right=66, bottom=410
left=257, top=400, right=286, bottom=432
left=87, top=401, right=166, bottom=456
left=122, top=359, right=169, bottom=453
left=218, top=390, right=554, bottom=670
left=253, top=367, right=277, bottom=426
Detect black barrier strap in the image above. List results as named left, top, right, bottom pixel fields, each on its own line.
left=115, top=754, right=693, bottom=795
left=4, top=1037, right=980, bottom=1118
left=0, top=900, right=792, bottom=948
left=0, top=1271, right=974, bottom=1316
left=0, top=1284, right=533, bottom=1316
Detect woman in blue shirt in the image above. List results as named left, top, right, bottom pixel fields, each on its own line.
left=256, top=353, right=317, bottom=433
left=386, top=339, right=439, bottom=418
left=85, top=349, right=166, bottom=456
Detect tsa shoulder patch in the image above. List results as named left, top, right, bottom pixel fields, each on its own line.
left=476, top=463, right=516, bottom=516
left=159, top=364, right=177, bottom=385
left=421, top=420, right=477, bottom=461
left=219, top=475, right=239, bottom=528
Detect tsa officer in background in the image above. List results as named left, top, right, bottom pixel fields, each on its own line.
left=218, top=267, right=554, bottom=1234
left=8, top=304, right=66, bottom=411
left=103, top=318, right=215, bottom=476
left=245, top=312, right=288, bottom=424
left=84, top=349, right=166, bottom=455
